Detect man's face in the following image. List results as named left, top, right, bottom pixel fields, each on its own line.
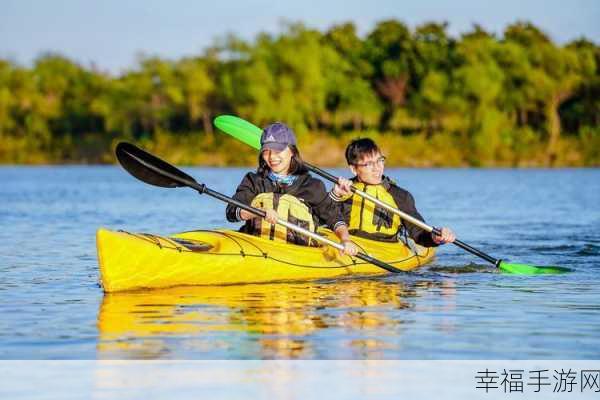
left=350, top=151, right=385, bottom=185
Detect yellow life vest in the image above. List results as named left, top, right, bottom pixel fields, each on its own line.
left=249, top=192, right=319, bottom=246
left=348, top=182, right=401, bottom=241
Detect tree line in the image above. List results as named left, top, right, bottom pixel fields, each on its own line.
left=0, top=20, right=598, bottom=166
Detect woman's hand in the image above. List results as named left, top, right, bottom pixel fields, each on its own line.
left=432, top=227, right=456, bottom=245
left=239, top=209, right=255, bottom=221
left=333, top=177, right=353, bottom=198
left=263, top=208, right=279, bottom=225
left=239, top=208, right=278, bottom=225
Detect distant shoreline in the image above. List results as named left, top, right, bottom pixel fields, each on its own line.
left=2, top=21, right=598, bottom=168
left=1, top=130, right=596, bottom=167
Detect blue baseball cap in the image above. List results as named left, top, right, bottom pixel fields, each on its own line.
left=260, top=122, right=297, bottom=152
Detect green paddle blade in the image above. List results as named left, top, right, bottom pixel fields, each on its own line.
left=498, top=261, right=572, bottom=275
left=214, top=115, right=262, bottom=150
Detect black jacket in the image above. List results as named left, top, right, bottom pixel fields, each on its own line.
left=226, top=171, right=346, bottom=232
left=331, top=176, right=437, bottom=247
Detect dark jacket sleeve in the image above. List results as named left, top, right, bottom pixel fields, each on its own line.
left=226, top=173, right=259, bottom=222
left=306, top=178, right=347, bottom=231
left=391, top=187, right=438, bottom=248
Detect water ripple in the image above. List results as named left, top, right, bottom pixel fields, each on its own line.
left=1, top=167, right=599, bottom=359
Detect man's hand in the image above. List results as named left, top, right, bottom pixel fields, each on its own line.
left=333, top=177, right=353, bottom=198
left=340, top=240, right=359, bottom=257
left=432, top=227, right=456, bottom=245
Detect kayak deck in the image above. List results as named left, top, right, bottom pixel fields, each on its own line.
left=97, top=228, right=435, bottom=292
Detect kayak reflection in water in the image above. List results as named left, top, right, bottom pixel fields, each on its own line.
left=331, top=138, right=456, bottom=247
left=226, top=122, right=359, bottom=256
left=96, top=280, right=448, bottom=359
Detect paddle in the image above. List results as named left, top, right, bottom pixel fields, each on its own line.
left=214, top=115, right=570, bottom=275
left=115, top=142, right=405, bottom=274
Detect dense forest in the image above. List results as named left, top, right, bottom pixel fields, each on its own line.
left=0, top=20, right=598, bottom=166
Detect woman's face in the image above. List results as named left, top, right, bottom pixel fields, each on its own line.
left=262, top=147, right=293, bottom=175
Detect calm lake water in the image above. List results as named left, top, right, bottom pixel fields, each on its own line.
left=1, top=166, right=599, bottom=360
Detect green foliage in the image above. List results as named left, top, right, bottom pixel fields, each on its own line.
left=579, top=126, right=600, bottom=165
left=0, top=20, right=597, bottom=166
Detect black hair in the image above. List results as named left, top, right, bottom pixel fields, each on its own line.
left=345, top=138, right=381, bottom=165
left=257, top=145, right=308, bottom=177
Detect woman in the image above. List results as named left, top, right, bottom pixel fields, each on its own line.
left=226, top=122, right=358, bottom=256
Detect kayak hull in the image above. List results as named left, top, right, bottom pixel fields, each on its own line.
left=97, top=228, right=435, bottom=292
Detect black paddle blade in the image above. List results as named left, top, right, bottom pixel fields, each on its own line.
left=115, top=142, right=197, bottom=188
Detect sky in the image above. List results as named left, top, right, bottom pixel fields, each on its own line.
left=1, top=0, right=599, bottom=75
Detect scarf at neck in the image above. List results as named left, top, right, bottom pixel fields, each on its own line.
left=268, top=171, right=297, bottom=186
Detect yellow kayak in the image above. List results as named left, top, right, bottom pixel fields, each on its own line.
left=96, top=228, right=435, bottom=292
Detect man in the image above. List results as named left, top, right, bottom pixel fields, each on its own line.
left=331, top=138, right=455, bottom=247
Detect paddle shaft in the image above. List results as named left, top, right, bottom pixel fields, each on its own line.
left=213, top=191, right=402, bottom=273
left=126, top=147, right=403, bottom=273
left=304, top=163, right=501, bottom=267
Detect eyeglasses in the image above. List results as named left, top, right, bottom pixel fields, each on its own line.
left=353, top=156, right=386, bottom=169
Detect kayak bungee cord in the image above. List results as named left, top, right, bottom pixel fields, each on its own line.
left=115, top=229, right=431, bottom=269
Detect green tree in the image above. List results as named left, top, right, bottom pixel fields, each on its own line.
left=505, top=22, right=596, bottom=164
left=323, top=23, right=381, bottom=130
left=175, top=57, right=216, bottom=135
left=363, top=20, right=415, bottom=128
left=0, top=60, right=16, bottom=139
left=0, top=19, right=598, bottom=166
left=221, top=23, right=331, bottom=132
left=411, top=22, right=458, bottom=135
left=453, top=31, right=512, bottom=164
left=95, top=57, right=182, bottom=137
left=560, top=39, right=600, bottom=133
